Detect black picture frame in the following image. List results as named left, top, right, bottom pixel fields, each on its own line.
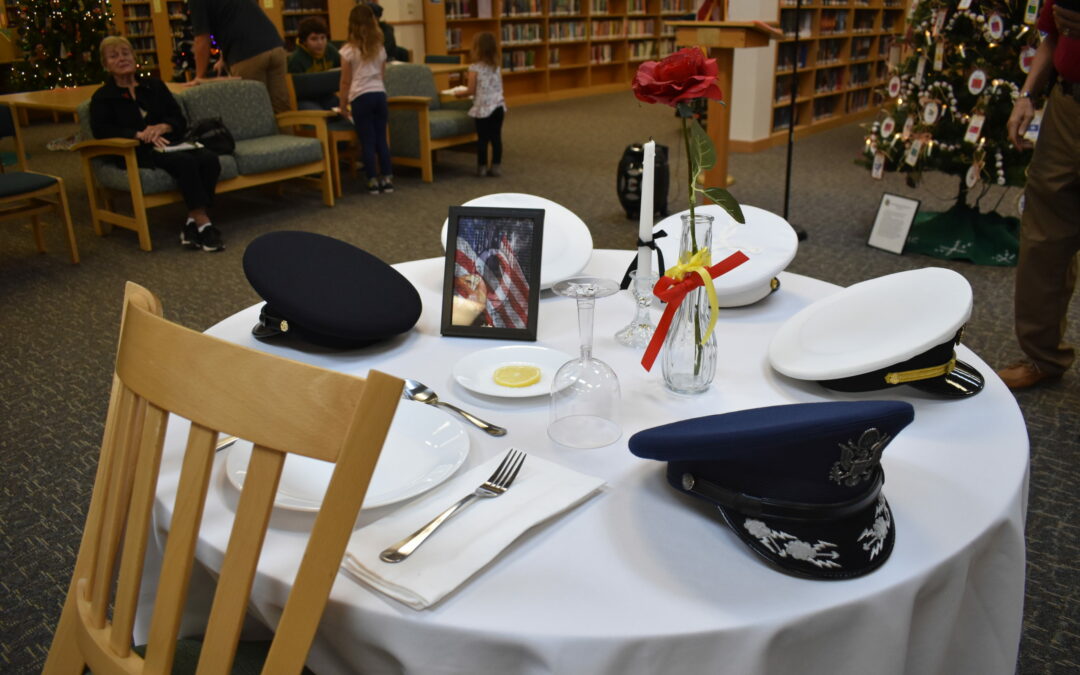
left=441, top=206, right=545, bottom=340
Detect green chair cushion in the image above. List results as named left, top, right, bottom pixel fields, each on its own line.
left=0, top=171, right=56, bottom=197
left=429, top=109, right=476, bottom=140
left=91, top=155, right=238, bottom=194
left=385, top=63, right=441, bottom=110
left=232, top=135, right=323, bottom=175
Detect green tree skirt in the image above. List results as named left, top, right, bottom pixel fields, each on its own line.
left=904, top=204, right=1019, bottom=267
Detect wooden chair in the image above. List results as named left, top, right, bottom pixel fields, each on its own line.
left=286, top=70, right=359, bottom=198
left=0, top=103, right=79, bottom=263
left=385, top=63, right=477, bottom=182
left=43, top=281, right=403, bottom=674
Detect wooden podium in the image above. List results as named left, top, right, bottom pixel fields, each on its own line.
left=665, top=20, right=780, bottom=189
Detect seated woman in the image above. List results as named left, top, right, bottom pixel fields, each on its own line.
left=90, top=35, right=224, bottom=252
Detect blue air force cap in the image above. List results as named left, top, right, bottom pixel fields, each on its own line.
left=243, top=231, right=422, bottom=349
left=629, top=400, right=914, bottom=579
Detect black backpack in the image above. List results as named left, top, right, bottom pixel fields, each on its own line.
left=185, top=117, right=235, bottom=155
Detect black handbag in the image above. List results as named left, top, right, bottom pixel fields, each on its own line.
left=186, top=117, right=235, bottom=155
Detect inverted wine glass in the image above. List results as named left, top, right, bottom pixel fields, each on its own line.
left=548, top=276, right=622, bottom=448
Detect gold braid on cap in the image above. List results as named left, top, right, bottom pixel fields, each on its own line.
left=883, top=357, right=956, bottom=385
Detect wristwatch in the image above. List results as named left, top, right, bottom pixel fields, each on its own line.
left=1018, top=90, right=1034, bottom=100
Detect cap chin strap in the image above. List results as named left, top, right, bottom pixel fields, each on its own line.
left=884, top=356, right=956, bottom=385
left=679, top=469, right=884, bottom=522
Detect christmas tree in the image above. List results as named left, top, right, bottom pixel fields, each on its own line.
left=862, top=0, right=1039, bottom=198
left=11, top=0, right=114, bottom=89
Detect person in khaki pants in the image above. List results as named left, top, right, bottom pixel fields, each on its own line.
left=189, top=0, right=290, bottom=114
left=1001, top=0, right=1080, bottom=390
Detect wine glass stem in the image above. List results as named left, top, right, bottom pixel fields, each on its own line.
left=576, top=296, right=595, bottom=360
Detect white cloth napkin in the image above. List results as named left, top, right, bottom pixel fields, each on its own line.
left=341, top=453, right=604, bottom=609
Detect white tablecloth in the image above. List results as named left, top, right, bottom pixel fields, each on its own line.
left=148, top=250, right=1028, bottom=675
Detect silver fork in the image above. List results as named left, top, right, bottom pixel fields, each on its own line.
left=379, top=449, right=527, bottom=563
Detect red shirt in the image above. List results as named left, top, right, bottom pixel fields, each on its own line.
left=1038, top=0, right=1080, bottom=83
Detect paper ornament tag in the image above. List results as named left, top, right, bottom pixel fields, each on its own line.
left=902, top=116, right=915, bottom=140
left=968, top=69, right=987, bottom=95
left=1020, top=46, right=1036, bottom=74
left=888, top=76, right=902, bottom=98
left=988, top=13, right=1005, bottom=40
left=1024, top=0, right=1038, bottom=26
left=881, top=116, right=896, bottom=137
left=933, top=40, right=945, bottom=70
left=1024, top=109, right=1044, bottom=143
left=966, top=163, right=981, bottom=188
left=964, top=113, right=985, bottom=143
left=958, top=0, right=972, bottom=9
left=933, top=9, right=948, bottom=36
left=872, top=152, right=886, bottom=179
left=889, top=44, right=902, bottom=66
left=905, top=139, right=923, bottom=166
left=915, top=57, right=927, bottom=86
left=1017, top=192, right=1025, bottom=215
left=923, top=100, right=940, bottom=125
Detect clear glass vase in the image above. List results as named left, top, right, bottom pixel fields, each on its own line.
left=661, top=213, right=717, bottom=394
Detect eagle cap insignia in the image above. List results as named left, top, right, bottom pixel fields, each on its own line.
left=829, top=428, right=890, bottom=486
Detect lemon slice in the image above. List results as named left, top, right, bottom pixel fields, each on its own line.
left=492, top=364, right=542, bottom=388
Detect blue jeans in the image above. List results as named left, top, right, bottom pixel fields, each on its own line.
left=350, top=92, right=392, bottom=181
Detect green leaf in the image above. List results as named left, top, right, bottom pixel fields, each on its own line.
left=675, top=101, right=695, bottom=118
left=688, top=120, right=716, bottom=173
left=701, top=187, right=745, bottom=224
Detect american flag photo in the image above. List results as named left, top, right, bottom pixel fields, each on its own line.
left=452, top=215, right=537, bottom=329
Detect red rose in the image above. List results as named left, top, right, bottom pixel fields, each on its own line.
left=632, top=47, right=723, bottom=106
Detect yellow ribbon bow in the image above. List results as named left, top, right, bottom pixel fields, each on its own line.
left=665, top=247, right=719, bottom=345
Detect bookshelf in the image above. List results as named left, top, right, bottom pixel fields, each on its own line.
left=771, top=0, right=908, bottom=142
left=426, top=0, right=692, bottom=104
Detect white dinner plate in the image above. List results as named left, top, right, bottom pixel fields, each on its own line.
left=224, top=401, right=469, bottom=511
left=768, top=267, right=972, bottom=381
left=654, top=204, right=798, bottom=307
left=441, top=193, right=593, bottom=289
left=452, top=345, right=575, bottom=398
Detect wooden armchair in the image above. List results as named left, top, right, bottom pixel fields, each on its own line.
left=0, top=103, right=78, bottom=263
left=287, top=69, right=359, bottom=198
left=74, top=80, right=334, bottom=252
left=385, top=63, right=477, bottom=182
left=43, top=281, right=403, bottom=674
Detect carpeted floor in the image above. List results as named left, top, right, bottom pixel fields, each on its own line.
left=1, top=90, right=1076, bottom=672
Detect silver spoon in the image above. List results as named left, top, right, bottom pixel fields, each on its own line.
left=402, top=378, right=507, bottom=436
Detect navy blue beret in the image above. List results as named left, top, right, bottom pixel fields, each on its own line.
left=243, top=231, right=422, bottom=349
left=629, top=400, right=914, bottom=579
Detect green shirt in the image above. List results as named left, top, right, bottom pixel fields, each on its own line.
left=288, top=43, right=341, bottom=74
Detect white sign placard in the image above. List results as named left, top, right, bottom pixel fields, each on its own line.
left=905, top=138, right=923, bottom=166
left=1020, top=46, right=1036, bottom=73
left=872, top=152, right=886, bottom=179
left=1024, top=109, right=1044, bottom=143
left=923, top=100, right=941, bottom=125
left=881, top=115, right=896, bottom=137
left=868, top=193, right=922, bottom=254
left=959, top=0, right=973, bottom=9
left=968, top=69, right=987, bottom=95
left=888, top=76, right=902, bottom=98
left=966, top=163, right=982, bottom=188
left=988, top=13, right=1005, bottom=40
left=964, top=113, right=985, bottom=143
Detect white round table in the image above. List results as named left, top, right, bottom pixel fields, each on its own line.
left=149, top=250, right=1028, bottom=675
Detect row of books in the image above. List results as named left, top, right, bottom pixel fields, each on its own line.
left=550, top=21, right=587, bottom=40
left=504, top=0, right=544, bottom=17
left=125, top=21, right=154, bottom=36
left=591, top=19, right=624, bottom=37
left=627, top=19, right=656, bottom=37
left=282, top=0, right=326, bottom=10
left=820, top=10, right=849, bottom=34
left=124, top=5, right=151, bottom=18
left=503, top=49, right=537, bottom=70
left=849, top=62, right=871, bottom=87
left=780, top=10, right=813, bottom=38
left=817, top=38, right=843, bottom=63
left=814, top=67, right=844, bottom=93
left=851, top=36, right=874, bottom=59
left=590, top=43, right=614, bottom=63
left=777, top=43, right=809, bottom=71
left=503, top=22, right=543, bottom=43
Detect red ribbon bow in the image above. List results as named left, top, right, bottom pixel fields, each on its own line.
left=641, top=251, right=749, bottom=371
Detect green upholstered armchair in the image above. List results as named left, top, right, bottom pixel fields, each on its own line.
left=288, top=69, right=358, bottom=197
left=74, top=79, right=334, bottom=251
left=385, top=63, right=476, bottom=182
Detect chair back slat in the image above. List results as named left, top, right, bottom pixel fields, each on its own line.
left=88, top=393, right=147, bottom=628
left=45, top=282, right=403, bottom=675
left=195, top=444, right=286, bottom=675
left=109, top=403, right=169, bottom=657
left=142, top=423, right=219, bottom=675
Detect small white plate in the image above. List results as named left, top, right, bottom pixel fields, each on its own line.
left=453, top=345, right=574, bottom=398
left=441, top=193, right=593, bottom=289
left=224, top=402, right=469, bottom=511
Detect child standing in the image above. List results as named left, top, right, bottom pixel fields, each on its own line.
left=459, top=32, right=505, bottom=177
left=339, top=3, right=393, bottom=193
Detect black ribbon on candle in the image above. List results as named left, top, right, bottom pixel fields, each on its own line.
left=619, top=230, right=668, bottom=290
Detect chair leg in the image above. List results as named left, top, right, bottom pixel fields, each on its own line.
left=41, top=590, right=87, bottom=675
left=330, top=140, right=343, bottom=199
left=129, top=190, right=153, bottom=252
left=80, top=158, right=106, bottom=237
left=54, top=179, right=79, bottom=264
left=31, top=214, right=46, bottom=253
